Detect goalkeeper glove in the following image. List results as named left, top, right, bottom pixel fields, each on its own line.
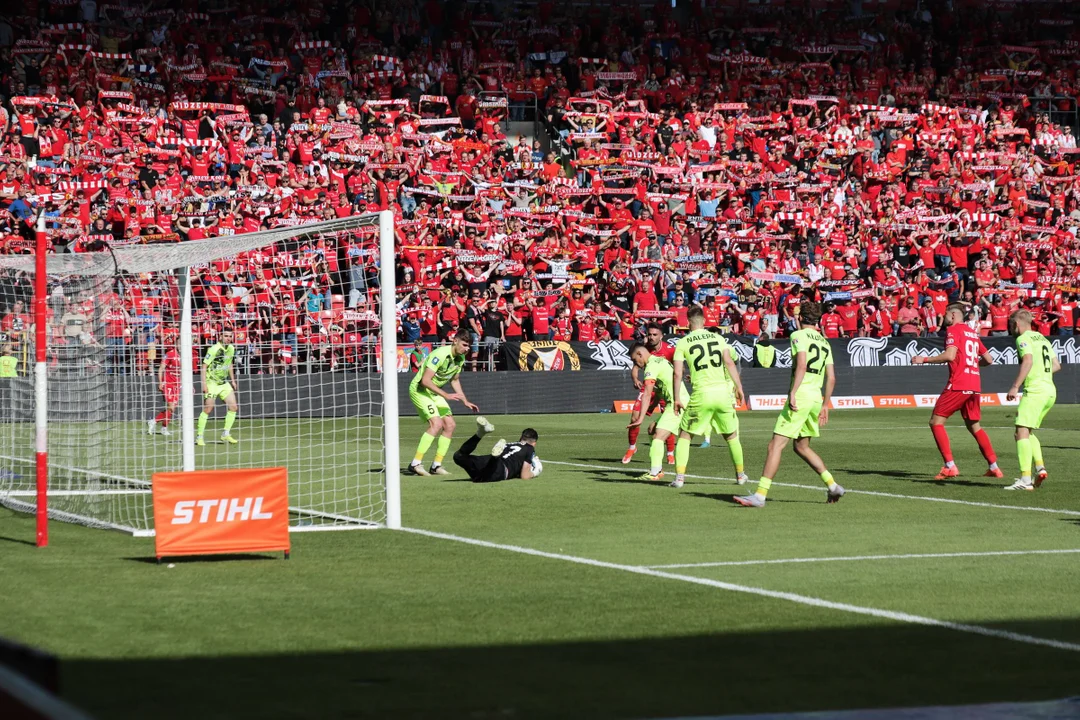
left=530, top=457, right=543, bottom=477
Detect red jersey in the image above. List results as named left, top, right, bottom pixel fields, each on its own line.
left=648, top=341, right=676, bottom=362
left=162, top=349, right=181, bottom=384
left=944, top=323, right=986, bottom=393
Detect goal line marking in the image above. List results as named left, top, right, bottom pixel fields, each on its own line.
left=544, top=460, right=1080, bottom=518
left=401, top=526, right=1080, bottom=654
left=647, top=548, right=1080, bottom=569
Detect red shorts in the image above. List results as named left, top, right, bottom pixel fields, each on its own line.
left=932, top=390, right=980, bottom=421
left=633, top=388, right=664, bottom=417
left=163, top=382, right=179, bottom=405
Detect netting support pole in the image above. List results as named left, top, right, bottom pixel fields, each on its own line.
left=178, top=266, right=196, bottom=472
left=34, top=213, right=47, bottom=548
left=379, top=210, right=401, bottom=529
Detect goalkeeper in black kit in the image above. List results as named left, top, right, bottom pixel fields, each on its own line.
left=454, top=417, right=542, bottom=482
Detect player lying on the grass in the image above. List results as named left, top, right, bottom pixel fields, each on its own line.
left=911, top=303, right=1001, bottom=480
left=148, top=335, right=180, bottom=437
left=628, top=343, right=688, bottom=482
left=624, top=324, right=676, bottom=465
left=671, top=305, right=747, bottom=489
left=1004, top=310, right=1060, bottom=491
left=454, top=417, right=542, bottom=482
left=735, top=302, right=845, bottom=507
left=408, top=328, right=478, bottom=476
left=197, top=329, right=239, bottom=446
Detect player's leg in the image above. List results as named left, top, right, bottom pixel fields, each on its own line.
left=1032, top=392, right=1055, bottom=486
left=1007, top=391, right=1052, bottom=490
left=220, top=386, right=239, bottom=444
left=673, top=395, right=708, bottom=488
left=929, top=391, right=960, bottom=478
left=196, top=388, right=216, bottom=446
left=430, top=411, right=456, bottom=475
left=789, top=402, right=844, bottom=503
left=1007, top=424, right=1035, bottom=491
left=736, top=398, right=806, bottom=506
left=409, top=389, right=444, bottom=476
left=624, top=394, right=645, bottom=463
left=961, top=396, right=999, bottom=477
left=714, top=409, right=747, bottom=485
left=640, top=408, right=678, bottom=482
left=452, top=420, right=491, bottom=480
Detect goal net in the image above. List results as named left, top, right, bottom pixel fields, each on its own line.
left=0, top=212, right=400, bottom=537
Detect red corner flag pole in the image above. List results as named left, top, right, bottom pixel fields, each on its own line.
left=35, top=212, right=48, bottom=548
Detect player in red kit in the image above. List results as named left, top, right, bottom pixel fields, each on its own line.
left=148, top=337, right=182, bottom=437
left=912, top=304, right=1002, bottom=480
left=625, top=324, right=677, bottom=464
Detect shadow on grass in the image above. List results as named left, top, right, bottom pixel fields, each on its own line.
left=124, top=554, right=280, bottom=565
left=0, top=533, right=37, bottom=547
left=909, top=479, right=1001, bottom=488
left=61, top=621, right=1080, bottom=720
left=685, top=491, right=818, bottom=506
left=837, top=468, right=923, bottom=479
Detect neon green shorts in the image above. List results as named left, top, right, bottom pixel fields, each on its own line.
left=774, top=394, right=823, bottom=439
left=205, top=381, right=234, bottom=401
left=679, top=390, right=739, bottom=436
left=654, top=405, right=680, bottom=436
left=1015, top=390, right=1055, bottom=430
left=410, top=387, right=451, bottom=421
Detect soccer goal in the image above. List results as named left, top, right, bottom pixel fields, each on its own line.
left=0, top=212, right=400, bottom=542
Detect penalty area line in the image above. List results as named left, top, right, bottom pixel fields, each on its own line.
left=401, top=526, right=1080, bottom=654
left=544, top=460, right=1080, bottom=518
left=648, top=548, right=1080, bottom=569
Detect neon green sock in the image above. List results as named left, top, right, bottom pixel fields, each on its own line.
left=1029, top=434, right=1044, bottom=468
left=757, top=477, right=772, bottom=498
left=675, top=436, right=691, bottom=475
left=728, top=437, right=744, bottom=475
left=434, top=435, right=452, bottom=465
left=820, top=470, right=835, bottom=488
left=197, top=412, right=209, bottom=436
left=1017, top=437, right=1032, bottom=477
left=223, top=411, right=237, bottom=434
left=649, top=437, right=665, bottom=474
left=414, top=432, right=437, bottom=464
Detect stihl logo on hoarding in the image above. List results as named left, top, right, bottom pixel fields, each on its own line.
left=172, top=498, right=274, bottom=525
left=153, top=467, right=290, bottom=559
left=874, top=395, right=915, bottom=407
left=749, top=395, right=787, bottom=410
left=831, top=396, right=873, bottom=409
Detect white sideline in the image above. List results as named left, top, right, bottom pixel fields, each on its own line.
left=544, top=460, right=1080, bottom=518
left=402, top=526, right=1080, bottom=653
left=648, top=548, right=1080, bottom=569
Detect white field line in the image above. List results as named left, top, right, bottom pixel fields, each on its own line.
left=545, top=460, right=1080, bottom=518
left=648, top=548, right=1080, bottom=569
left=402, top=526, right=1080, bottom=653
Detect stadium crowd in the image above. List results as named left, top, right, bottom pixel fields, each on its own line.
left=2, top=0, right=1080, bottom=373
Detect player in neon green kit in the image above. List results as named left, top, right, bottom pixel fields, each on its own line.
left=736, top=302, right=845, bottom=506
left=671, top=305, right=747, bottom=489
left=407, top=328, right=479, bottom=476
left=197, top=329, right=239, bottom=446
left=627, top=343, right=687, bottom=482
left=1004, top=309, right=1060, bottom=491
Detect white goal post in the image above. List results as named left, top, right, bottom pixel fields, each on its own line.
left=0, top=211, right=400, bottom=540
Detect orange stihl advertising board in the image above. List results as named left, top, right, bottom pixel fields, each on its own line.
left=153, top=467, right=290, bottom=559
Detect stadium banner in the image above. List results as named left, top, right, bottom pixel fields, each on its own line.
left=500, top=335, right=1080, bottom=371
left=152, top=467, right=290, bottom=559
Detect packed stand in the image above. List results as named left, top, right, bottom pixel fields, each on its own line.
left=1, top=0, right=1080, bottom=376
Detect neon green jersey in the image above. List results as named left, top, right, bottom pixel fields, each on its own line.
left=643, top=355, right=688, bottom=404
left=790, top=327, right=832, bottom=395
left=0, top=356, right=17, bottom=377
left=673, top=329, right=732, bottom=392
left=1016, top=330, right=1056, bottom=395
left=203, top=343, right=236, bottom=385
left=410, top=345, right=466, bottom=391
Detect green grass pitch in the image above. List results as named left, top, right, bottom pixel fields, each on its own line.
left=2, top=407, right=1080, bottom=719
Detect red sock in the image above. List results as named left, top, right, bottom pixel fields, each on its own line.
left=628, top=424, right=640, bottom=447
left=931, top=425, right=953, bottom=463
left=973, top=429, right=997, bottom=464
left=666, top=434, right=676, bottom=453
left=154, top=410, right=172, bottom=426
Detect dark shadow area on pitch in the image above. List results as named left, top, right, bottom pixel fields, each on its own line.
left=585, top=469, right=676, bottom=487
left=0, top=533, right=37, bottom=547
left=62, top=619, right=1080, bottom=720
left=837, top=467, right=922, bottom=479
left=909, top=478, right=1000, bottom=488
left=1043, top=446, right=1079, bottom=451
left=686, top=491, right=816, bottom=506
left=124, top=554, right=279, bottom=565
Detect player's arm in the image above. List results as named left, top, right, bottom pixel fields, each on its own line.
left=672, top=355, right=686, bottom=412
left=978, top=350, right=993, bottom=367
left=520, top=463, right=535, bottom=479
left=630, top=363, right=642, bottom=389
left=448, top=375, right=479, bottom=412
left=788, top=350, right=807, bottom=411
left=722, top=347, right=744, bottom=405
left=1006, top=353, right=1032, bottom=402
left=629, top=380, right=655, bottom=427
left=229, top=355, right=238, bottom=389
left=820, top=362, right=835, bottom=426
left=911, top=346, right=957, bottom=364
